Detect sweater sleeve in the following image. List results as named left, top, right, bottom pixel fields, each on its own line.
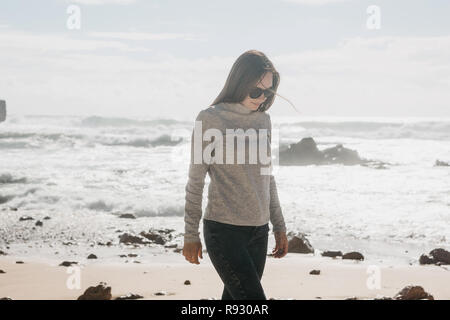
left=267, top=113, right=287, bottom=233
left=184, top=110, right=210, bottom=243
left=269, top=175, right=287, bottom=233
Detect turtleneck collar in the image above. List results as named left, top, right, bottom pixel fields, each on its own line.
left=220, top=101, right=256, bottom=115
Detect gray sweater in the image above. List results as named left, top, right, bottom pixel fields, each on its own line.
left=183, top=101, right=287, bottom=243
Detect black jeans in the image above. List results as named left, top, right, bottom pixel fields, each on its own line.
left=203, top=219, right=269, bottom=300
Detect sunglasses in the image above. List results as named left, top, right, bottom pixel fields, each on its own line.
left=249, top=86, right=275, bottom=99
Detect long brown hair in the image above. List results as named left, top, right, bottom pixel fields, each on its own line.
left=210, top=50, right=280, bottom=112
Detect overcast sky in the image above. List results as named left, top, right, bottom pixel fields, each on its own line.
left=0, top=0, right=449, bottom=120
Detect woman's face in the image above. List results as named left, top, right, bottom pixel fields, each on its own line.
left=241, top=72, right=273, bottom=111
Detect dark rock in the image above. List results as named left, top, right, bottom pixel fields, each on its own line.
left=0, top=270, right=5, bottom=274
left=35, top=220, right=43, bottom=227
left=0, top=297, right=12, bottom=300
left=278, top=137, right=387, bottom=167
left=435, top=160, right=449, bottom=167
left=374, top=296, right=393, bottom=300
left=87, top=254, right=97, bottom=259
left=287, top=233, right=314, bottom=254
left=115, top=293, right=143, bottom=300
left=157, top=228, right=176, bottom=234
left=342, top=252, right=364, bottom=261
left=139, top=231, right=166, bottom=245
left=419, top=248, right=450, bottom=265
left=77, top=282, right=112, bottom=300
left=279, top=137, right=323, bottom=166
left=419, top=254, right=434, bottom=265
left=128, top=253, right=138, bottom=257
left=119, top=254, right=127, bottom=258
left=154, top=291, right=167, bottom=296
left=322, top=144, right=362, bottom=165
left=118, top=213, right=136, bottom=219
left=19, top=216, right=34, bottom=221
left=43, top=216, right=51, bottom=220
left=429, top=248, right=450, bottom=265
left=173, top=248, right=182, bottom=253
left=16, top=261, right=24, bottom=264
left=59, top=261, right=78, bottom=267
left=119, top=233, right=148, bottom=245
left=321, top=250, right=343, bottom=258
left=309, top=269, right=320, bottom=275
left=184, top=280, right=191, bottom=285
left=0, top=250, right=7, bottom=256
left=164, top=244, right=178, bottom=249
left=394, top=286, right=434, bottom=300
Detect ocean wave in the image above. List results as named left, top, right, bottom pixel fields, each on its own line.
left=0, top=173, right=27, bottom=184
left=100, top=134, right=183, bottom=148
left=133, top=205, right=184, bottom=217
left=0, top=193, right=14, bottom=204
left=87, top=200, right=114, bottom=212
left=0, top=127, right=183, bottom=149
left=0, top=188, right=38, bottom=205
left=80, top=116, right=189, bottom=127
left=283, top=121, right=450, bottom=140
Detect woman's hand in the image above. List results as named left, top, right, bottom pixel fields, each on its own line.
left=182, top=241, right=203, bottom=264
left=272, top=231, right=288, bottom=258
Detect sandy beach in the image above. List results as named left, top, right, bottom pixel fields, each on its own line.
left=1, top=253, right=449, bottom=300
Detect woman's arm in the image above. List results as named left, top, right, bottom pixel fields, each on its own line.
left=266, top=113, right=287, bottom=233
left=184, top=110, right=210, bottom=244
left=269, top=174, right=287, bottom=233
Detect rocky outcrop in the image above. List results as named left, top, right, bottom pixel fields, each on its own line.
left=19, top=216, right=34, bottom=221
left=419, top=248, right=450, bottom=265
left=342, top=252, right=364, bottom=261
left=115, top=293, right=143, bottom=300
left=321, top=251, right=343, bottom=258
left=287, top=233, right=314, bottom=254
left=394, top=286, right=434, bottom=300
left=118, top=213, right=136, bottom=219
left=278, top=137, right=387, bottom=168
left=59, top=261, right=78, bottom=267
left=139, top=231, right=166, bottom=245
left=118, top=233, right=149, bottom=245
left=77, top=282, right=112, bottom=300
left=434, top=160, right=449, bottom=167
left=119, top=228, right=176, bottom=246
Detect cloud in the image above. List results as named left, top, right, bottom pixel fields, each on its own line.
left=0, top=29, right=449, bottom=118
left=88, top=32, right=205, bottom=41
left=283, top=0, right=351, bottom=5
left=271, top=36, right=450, bottom=116
left=63, top=0, right=137, bottom=5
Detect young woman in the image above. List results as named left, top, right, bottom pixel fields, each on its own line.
left=182, top=50, right=288, bottom=300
